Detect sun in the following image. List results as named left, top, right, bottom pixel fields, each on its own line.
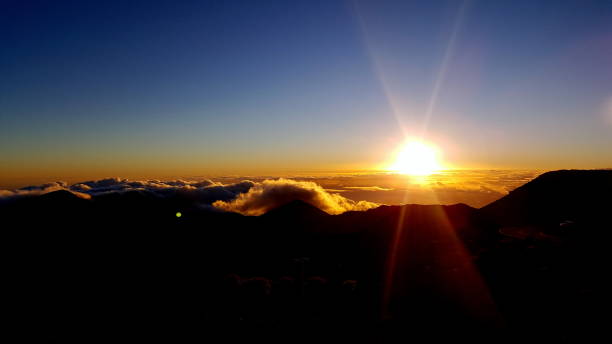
left=389, top=140, right=442, bottom=176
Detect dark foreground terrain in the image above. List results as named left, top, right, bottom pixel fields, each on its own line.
left=3, top=170, right=611, bottom=342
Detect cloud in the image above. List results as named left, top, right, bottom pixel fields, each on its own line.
left=213, top=178, right=379, bottom=215
left=1, top=177, right=377, bottom=215
left=343, top=186, right=394, bottom=191
left=1, top=170, right=542, bottom=210
left=0, top=182, right=91, bottom=202
left=69, top=178, right=258, bottom=207
left=173, top=181, right=255, bottom=204
left=0, top=178, right=250, bottom=205
left=70, top=178, right=219, bottom=195
left=298, top=170, right=541, bottom=208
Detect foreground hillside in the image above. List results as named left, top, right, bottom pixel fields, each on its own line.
left=3, top=170, right=611, bottom=341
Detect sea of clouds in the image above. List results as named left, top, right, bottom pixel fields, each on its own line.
left=0, top=177, right=378, bottom=215
left=0, top=170, right=543, bottom=213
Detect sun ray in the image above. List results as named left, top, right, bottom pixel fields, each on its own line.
left=421, top=0, right=470, bottom=137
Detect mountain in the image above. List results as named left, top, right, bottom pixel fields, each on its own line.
left=37, top=189, right=87, bottom=202
left=261, top=199, right=329, bottom=220
left=3, top=169, right=611, bottom=341
left=1, top=189, right=91, bottom=222
left=480, top=169, right=612, bottom=226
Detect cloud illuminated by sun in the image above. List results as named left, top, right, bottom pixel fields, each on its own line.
left=388, top=140, right=443, bottom=176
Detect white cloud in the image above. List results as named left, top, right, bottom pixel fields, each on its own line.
left=213, top=178, right=379, bottom=215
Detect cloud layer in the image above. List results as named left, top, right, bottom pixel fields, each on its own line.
left=0, top=177, right=378, bottom=215
left=1, top=170, right=542, bottom=210
left=0, top=181, right=92, bottom=200
left=213, top=178, right=379, bottom=215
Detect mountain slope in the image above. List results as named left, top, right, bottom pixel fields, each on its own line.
left=261, top=199, right=329, bottom=219
left=480, top=169, right=612, bottom=226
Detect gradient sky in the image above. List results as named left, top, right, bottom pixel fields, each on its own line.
left=1, top=0, right=611, bottom=187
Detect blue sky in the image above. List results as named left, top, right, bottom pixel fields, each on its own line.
left=1, top=0, right=611, bottom=185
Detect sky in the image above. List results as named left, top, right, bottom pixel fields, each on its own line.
left=1, top=0, right=611, bottom=187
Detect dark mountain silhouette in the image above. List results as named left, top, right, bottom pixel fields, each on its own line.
left=3, top=169, right=611, bottom=342
left=37, top=188, right=84, bottom=202
left=481, top=169, right=612, bottom=226
left=7, top=188, right=87, bottom=208
left=261, top=199, right=329, bottom=220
